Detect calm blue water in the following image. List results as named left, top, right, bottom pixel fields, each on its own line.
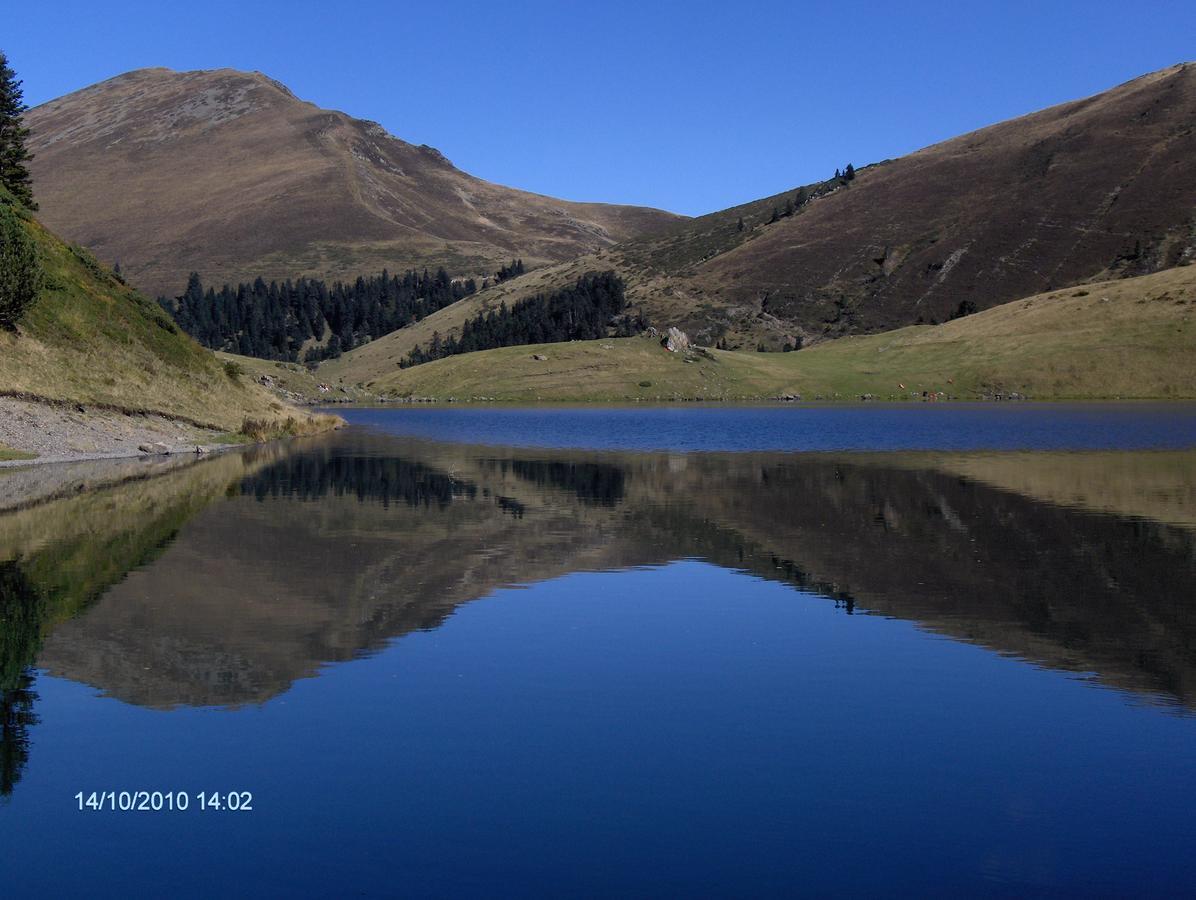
left=339, top=403, right=1196, bottom=451
left=2, top=411, right=1196, bottom=896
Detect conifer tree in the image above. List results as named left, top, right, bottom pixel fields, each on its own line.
left=0, top=204, right=42, bottom=328
left=0, top=52, right=35, bottom=209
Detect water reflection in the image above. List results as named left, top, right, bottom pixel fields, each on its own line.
left=2, top=432, right=1196, bottom=797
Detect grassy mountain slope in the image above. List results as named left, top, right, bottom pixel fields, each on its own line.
left=331, top=61, right=1196, bottom=376
left=26, top=67, right=682, bottom=298
left=318, top=179, right=845, bottom=384
left=366, top=265, right=1196, bottom=401
left=696, top=63, right=1196, bottom=336
left=0, top=189, right=307, bottom=430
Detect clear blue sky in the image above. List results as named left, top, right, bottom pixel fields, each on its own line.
left=7, top=0, right=1195, bottom=216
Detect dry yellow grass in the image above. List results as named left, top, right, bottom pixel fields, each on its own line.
left=904, top=451, right=1196, bottom=530
left=360, top=266, right=1196, bottom=401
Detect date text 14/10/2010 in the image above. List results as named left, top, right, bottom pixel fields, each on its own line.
left=75, top=791, right=253, bottom=812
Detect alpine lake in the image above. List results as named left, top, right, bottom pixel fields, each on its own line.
left=2, top=404, right=1196, bottom=897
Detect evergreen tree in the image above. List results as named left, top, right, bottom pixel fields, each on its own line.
left=183, top=271, right=204, bottom=307
left=495, top=259, right=526, bottom=282
left=0, top=52, right=35, bottom=209
left=844, top=162, right=855, bottom=181
left=736, top=217, right=744, bottom=232
left=0, top=204, right=42, bottom=328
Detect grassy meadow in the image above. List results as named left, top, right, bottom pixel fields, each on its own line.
left=359, top=266, right=1196, bottom=402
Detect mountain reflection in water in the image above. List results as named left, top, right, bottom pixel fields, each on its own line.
left=1, top=433, right=1192, bottom=721
left=2, top=426, right=1196, bottom=894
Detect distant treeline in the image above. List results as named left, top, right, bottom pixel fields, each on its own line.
left=402, top=272, right=640, bottom=368
left=159, top=268, right=477, bottom=362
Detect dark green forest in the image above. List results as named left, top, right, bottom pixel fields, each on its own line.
left=159, top=268, right=477, bottom=362
left=402, top=272, right=640, bottom=368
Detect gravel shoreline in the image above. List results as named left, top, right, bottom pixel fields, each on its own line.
left=0, top=397, right=238, bottom=468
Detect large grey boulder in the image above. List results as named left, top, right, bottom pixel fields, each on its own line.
left=662, top=327, right=690, bottom=353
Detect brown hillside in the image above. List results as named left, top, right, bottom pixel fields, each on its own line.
left=379, top=62, right=1196, bottom=352
left=25, top=67, right=682, bottom=298
left=702, top=62, right=1196, bottom=337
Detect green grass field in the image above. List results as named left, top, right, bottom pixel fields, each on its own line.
left=0, top=444, right=38, bottom=461
left=0, top=187, right=332, bottom=433
left=365, top=266, right=1196, bottom=401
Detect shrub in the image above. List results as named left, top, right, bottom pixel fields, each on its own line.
left=69, top=244, right=107, bottom=281
left=223, top=359, right=245, bottom=379
left=239, top=414, right=341, bottom=443
left=0, top=205, right=42, bottom=328
left=949, top=300, right=978, bottom=320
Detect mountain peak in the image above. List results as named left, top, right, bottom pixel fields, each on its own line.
left=26, top=68, right=682, bottom=296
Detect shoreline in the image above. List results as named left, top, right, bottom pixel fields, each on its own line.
left=0, top=442, right=244, bottom=470
left=0, top=446, right=242, bottom=513
left=0, top=396, right=343, bottom=470
left=0, top=396, right=246, bottom=470
left=6, top=395, right=1196, bottom=471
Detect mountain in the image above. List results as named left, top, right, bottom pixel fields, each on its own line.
left=0, top=186, right=323, bottom=442
left=701, top=62, right=1196, bottom=338
left=24, top=68, right=683, bottom=298
left=337, top=61, right=1196, bottom=360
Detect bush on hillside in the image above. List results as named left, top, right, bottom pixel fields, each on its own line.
left=949, top=299, right=978, bottom=320
left=0, top=204, right=42, bottom=328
